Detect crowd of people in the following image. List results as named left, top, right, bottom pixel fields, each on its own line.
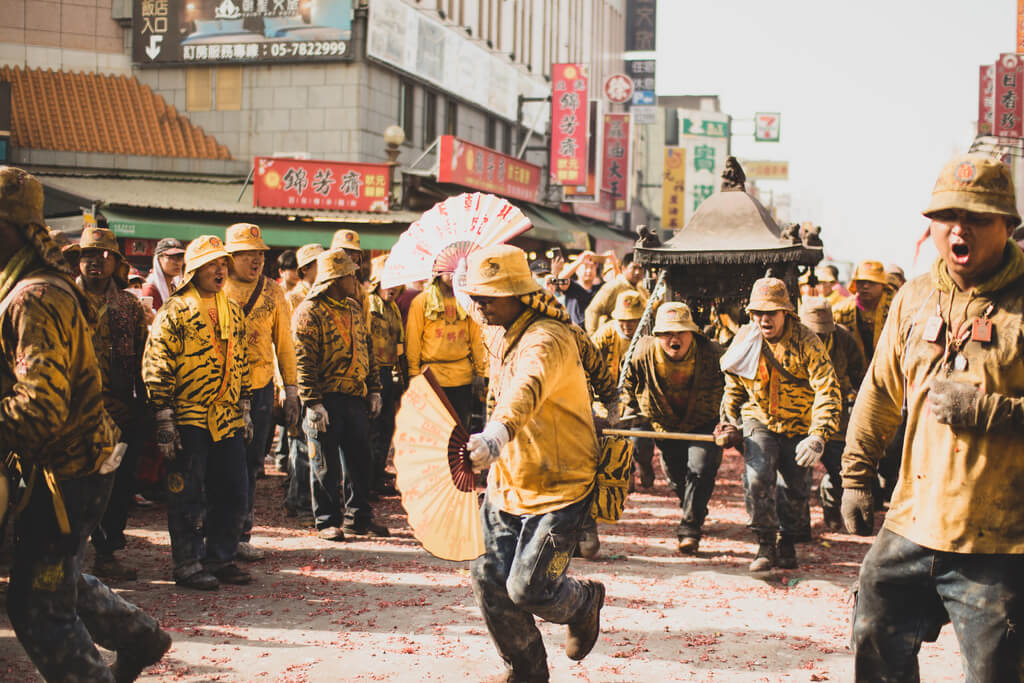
left=1, top=151, right=1022, bottom=681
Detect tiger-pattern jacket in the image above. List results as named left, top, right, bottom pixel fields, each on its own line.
left=225, top=275, right=297, bottom=390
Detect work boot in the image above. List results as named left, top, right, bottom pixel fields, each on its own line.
left=110, top=627, right=172, bottom=682
left=343, top=520, right=391, bottom=538
left=175, top=569, right=219, bottom=591
left=565, top=580, right=605, bottom=661
left=211, top=563, right=252, bottom=585
left=777, top=535, right=798, bottom=569
left=677, top=537, right=699, bottom=555
left=317, top=526, right=345, bottom=541
left=577, top=519, right=600, bottom=559
left=748, top=533, right=777, bottom=573
left=92, top=553, right=138, bottom=581
left=235, top=541, right=265, bottom=562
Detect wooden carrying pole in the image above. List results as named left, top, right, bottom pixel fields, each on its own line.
left=603, top=428, right=715, bottom=443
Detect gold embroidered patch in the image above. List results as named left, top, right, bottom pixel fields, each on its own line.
left=32, top=562, right=64, bottom=592
left=167, top=473, right=185, bottom=494
left=546, top=551, right=570, bottom=578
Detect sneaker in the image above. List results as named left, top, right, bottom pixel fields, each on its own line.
left=111, top=627, right=172, bottom=683
left=236, top=541, right=265, bottom=562
left=748, top=540, right=777, bottom=573
left=777, top=536, right=798, bottom=570
left=317, top=526, right=346, bottom=542
left=343, top=520, right=391, bottom=538
left=210, top=563, right=252, bottom=585
left=92, top=554, right=138, bottom=581
left=175, top=570, right=219, bottom=591
left=132, top=493, right=154, bottom=507
left=565, top=580, right=605, bottom=661
left=677, top=537, right=699, bottom=555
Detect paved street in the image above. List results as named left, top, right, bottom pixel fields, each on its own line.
left=0, top=452, right=964, bottom=682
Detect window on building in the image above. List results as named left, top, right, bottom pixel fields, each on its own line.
left=502, top=121, right=513, bottom=155
left=215, top=66, right=242, bottom=111
left=665, top=110, right=679, bottom=146
left=423, top=90, right=438, bottom=145
left=445, top=99, right=458, bottom=136
left=398, top=81, right=415, bottom=143
left=485, top=116, right=497, bottom=149
left=186, top=67, right=212, bottom=112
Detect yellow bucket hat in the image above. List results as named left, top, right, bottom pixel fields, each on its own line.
left=79, top=227, right=122, bottom=258
left=331, top=229, right=361, bottom=251
left=848, top=260, right=888, bottom=293
left=296, top=243, right=325, bottom=270
left=462, top=244, right=541, bottom=297
left=0, top=166, right=45, bottom=227
left=799, top=296, right=836, bottom=334
left=746, top=277, right=795, bottom=313
left=182, top=235, right=233, bottom=287
left=923, top=153, right=1021, bottom=226
left=612, top=291, right=645, bottom=321
left=652, top=301, right=700, bottom=334
left=225, top=223, right=269, bottom=253
left=308, top=248, right=358, bottom=299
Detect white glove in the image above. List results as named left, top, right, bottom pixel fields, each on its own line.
left=369, top=392, right=383, bottom=418
left=154, top=408, right=181, bottom=461
left=604, top=400, right=621, bottom=428
left=241, top=398, right=254, bottom=443
left=307, top=402, right=330, bottom=433
left=284, top=385, right=300, bottom=430
left=794, top=434, right=825, bottom=467
left=467, top=421, right=510, bottom=473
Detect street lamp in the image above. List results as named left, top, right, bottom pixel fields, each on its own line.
left=383, top=125, right=406, bottom=210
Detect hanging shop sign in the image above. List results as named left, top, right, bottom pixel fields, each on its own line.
left=253, top=157, right=391, bottom=212
left=662, top=147, right=686, bottom=230
left=437, top=136, right=542, bottom=204
left=754, top=112, right=781, bottom=142
left=550, top=64, right=589, bottom=186
left=995, top=53, right=1023, bottom=138
left=979, top=65, right=996, bottom=136
left=601, top=113, right=632, bottom=212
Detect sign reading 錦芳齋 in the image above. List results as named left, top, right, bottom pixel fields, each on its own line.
left=132, top=0, right=353, bottom=66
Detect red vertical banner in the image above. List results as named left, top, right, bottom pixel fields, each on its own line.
left=995, top=53, right=1023, bottom=138
left=601, top=113, right=631, bottom=211
left=979, top=65, right=995, bottom=136
left=550, top=63, right=589, bottom=185
left=1018, top=0, right=1024, bottom=53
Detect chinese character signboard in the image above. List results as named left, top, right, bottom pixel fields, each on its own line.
left=254, top=157, right=390, bottom=212
left=1018, top=0, right=1024, bottom=53
left=979, top=65, right=996, bottom=136
left=604, top=74, right=633, bottom=104
left=133, top=0, right=353, bottom=66
left=662, top=147, right=686, bottom=230
left=625, top=0, right=657, bottom=52
left=754, top=113, right=781, bottom=142
left=564, top=100, right=603, bottom=203
left=626, top=58, right=656, bottom=117
left=437, top=136, right=542, bottom=203
left=996, top=54, right=1023, bottom=138
left=601, top=113, right=631, bottom=211
left=741, top=160, right=790, bottom=181
left=550, top=64, right=589, bottom=185
left=679, top=109, right=729, bottom=224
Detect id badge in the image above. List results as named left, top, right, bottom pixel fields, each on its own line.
left=922, top=315, right=944, bottom=343
left=971, top=318, right=992, bottom=343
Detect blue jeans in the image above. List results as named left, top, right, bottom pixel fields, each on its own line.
left=470, top=494, right=600, bottom=680
left=742, top=420, right=812, bottom=540
left=852, top=528, right=1024, bottom=682
left=657, top=427, right=722, bottom=539
left=306, top=392, right=373, bottom=529
left=286, top=420, right=311, bottom=514
left=241, top=381, right=275, bottom=541
left=8, top=471, right=163, bottom=682
left=167, top=426, right=248, bottom=579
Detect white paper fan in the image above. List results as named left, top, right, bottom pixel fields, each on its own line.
left=380, top=193, right=532, bottom=289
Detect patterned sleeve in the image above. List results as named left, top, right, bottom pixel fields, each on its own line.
left=804, top=332, right=842, bottom=440
left=142, top=301, right=183, bottom=411
left=234, top=305, right=252, bottom=397
left=720, top=372, right=747, bottom=425
left=573, top=324, right=616, bottom=404
left=292, top=302, right=323, bottom=404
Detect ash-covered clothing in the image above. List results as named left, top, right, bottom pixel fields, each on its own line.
left=843, top=243, right=1024, bottom=554
left=293, top=293, right=380, bottom=403
left=367, top=290, right=404, bottom=368
left=1, top=265, right=118, bottom=479
left=592, top=320, right=629, bottom=385
left=821, top=323, right=866, bottom=435
left=224, top=276, right=297, bottom=390
left=285, top=279, right=311, bottom=312
left=621, top=335, right=724, bottom=434
left=721, top=318, right=841, bottom=441
left=483, top=308, right=599, bottom=516
left=405, top=286, right=486, bottom=387
left=143, top=284, right=251, bottom=442
left=584, top=274, right=648, bottom=335
left=832, top=289, right=893, bottom=363
left=570, top=322, right=617, bottom=405
left=77, top=277, right=149, bottom=425
left=742, top=421, right=812, bottom=540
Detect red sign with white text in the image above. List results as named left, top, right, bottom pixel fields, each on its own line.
left=550, top=63, right=589, bottom=185
left=254, top=157, right=390, bottom=212
left=995, top=54, right=1023, bottom=138
left=601, top=113, right=631, bottom=211
left=979, top=64, right=995, bottom=136
left=437, top=135, right=542, bottom=203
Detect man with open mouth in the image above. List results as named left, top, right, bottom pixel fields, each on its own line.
left=842, top=153, right=1024, bottom=681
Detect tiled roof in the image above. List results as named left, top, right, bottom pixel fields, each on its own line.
left=0, top=66, right=231, bottom=160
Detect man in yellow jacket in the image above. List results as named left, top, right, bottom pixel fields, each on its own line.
left=0, top=167, right=170, bottom=681
left=224, top=223, right=299, bottom=562
left=406, top=271, right=487, bottom=429
left=366, top=256, right=404, bottom=496
left=285, top=243, right=324, bottom=312
left=842, top=154, right=1024, bottom=681
left=292, top=249, right=388, bottom=540
left=461, top=244, right=604, bottom=681
left=720, top=277, right=841, bottom=572
left=143, top=235, right=254, bottom=590
left=832, top=260, right=893, bottom=364
left=584, top=252, right=647, bottom=335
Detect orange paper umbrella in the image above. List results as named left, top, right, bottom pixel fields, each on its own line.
left=393, top=368, right=484, bottom=561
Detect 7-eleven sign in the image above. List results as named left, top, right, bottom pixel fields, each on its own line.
left=754, top=112, right=781, bottom=142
